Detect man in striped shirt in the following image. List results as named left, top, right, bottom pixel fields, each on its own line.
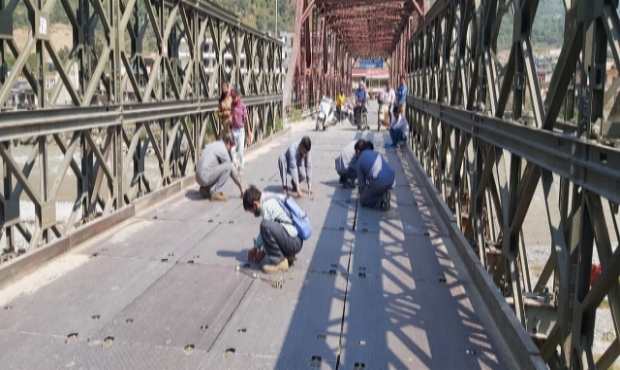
left=230, top=89, right=253, bottom=175
left=243, top=186, right=302, bottom=274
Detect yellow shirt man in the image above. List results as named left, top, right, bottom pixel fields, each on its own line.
left=336, top=93, right=346, bottom=108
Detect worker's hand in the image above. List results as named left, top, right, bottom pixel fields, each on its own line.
left=247, top=136, right=253, bottom=147
left=255, top=250, right=266, bottom=262
left=240, top=187, right=245, bottom=197
left=308, top=187, right=314, bottom=195
left=247, top=248, right=257, bottom=262
left=296, top=189, right=303, bottom=198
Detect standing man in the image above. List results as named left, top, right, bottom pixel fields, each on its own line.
left=218, top=82, right=233, bottom=138
left=355, top=139, right=395, bottom=211
left=336, top=89, right=346, bottom=125
left=231, top=89, right=253, bottom=176
left=388, top=106, right=409, bottom=148
left=395, top=76, right=408, bottom=114
left=335, top=139, right=367, bottom=188
left=195, top=133, right=244, bottom=201
left=278, top=136, right=313, bottom=198
left=243, top=186, right=304, bottom=274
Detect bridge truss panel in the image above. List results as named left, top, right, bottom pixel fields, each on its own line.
left=0, top=0, right=283, bottom=257
left=407, top=0, right=620, bottom=368
left=286, top=0, right=425, bottom=113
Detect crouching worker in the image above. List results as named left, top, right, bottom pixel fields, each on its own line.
left=355, top=140, right=395, bottom=211
left=278, top=136, right=313, bottom=197
left=243, top=185, right=312, bottom=274
left=389, top=106, right=409, bottom=148
left=335, top=139, right=367, bottom=188
left=195, top=132, right=244, bottom=201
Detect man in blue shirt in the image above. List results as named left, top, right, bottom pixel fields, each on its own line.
left=355, top=82, right=367, bottom=107
left=395, top=76, right=408, bottom=113
left=354, top=140, right=395, bottom=211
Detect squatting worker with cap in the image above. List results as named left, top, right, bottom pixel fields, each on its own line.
left=195, top=132, right=244, bottom=201
left=243, top=185, right=303, bottom=274
left=278, top=136, right=313, bottom=198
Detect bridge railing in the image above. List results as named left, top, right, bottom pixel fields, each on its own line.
left=0, top=0, right=282, bottom=260
left=406, top=0, right=620, bottom=368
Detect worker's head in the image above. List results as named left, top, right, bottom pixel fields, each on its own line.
left=400, top=76, right=406, bottom=85
left=221, top=81, right=230, bottom=94
left=340, top=89, right=344, bottom=95
left=393, top=106, right=400, bottom=117
left=299, top=136, right=311, bottom=156
left=222, top=132, right=235, bottom=151
left=354, top=139, right=372, bottom=157
left=231, top=89, right=240, bottom=103
left=243, top=185, right=262, bottom=217
left=386, top=82, right=391, bottom=90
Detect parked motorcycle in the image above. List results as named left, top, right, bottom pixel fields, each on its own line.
left=316, top=97, right=335, bottom=131
left=354, top=103, right=369, bottom=131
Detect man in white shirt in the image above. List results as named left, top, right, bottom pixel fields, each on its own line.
left=385, top=82, right=396, bottom=122
left=388, top=106, right=409, bottom=148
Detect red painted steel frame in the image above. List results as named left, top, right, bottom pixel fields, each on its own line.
left=284, top=0, right=427, bottom=112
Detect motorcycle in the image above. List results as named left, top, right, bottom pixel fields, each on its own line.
left=354, top=102, right=369, bottom=131
left=316, top=97, right=335, bottom=131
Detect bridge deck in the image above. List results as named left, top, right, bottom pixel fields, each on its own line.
left=0, top=113, right=514, bottom=369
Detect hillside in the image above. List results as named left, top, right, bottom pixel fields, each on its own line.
left=213, top=0, right=297, bottom=33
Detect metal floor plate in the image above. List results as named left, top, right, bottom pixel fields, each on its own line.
left=0, top=331, right=79, bottom=370
left=0, top=257, right=172, bottom=338
left=200, top=352, right=335, bottom=370
left=139, top=190, right=243, bottom=222
left=204, top=270, right=347, bottom=369
left=59, top=338, right=207, bottom=370
left=178, top=223, right=261, bottom=266
left=82, top=218, right=216, bottom=261
left=94, top=264, right=252, bottom=351
left=339, top=274, right=503, bottom=370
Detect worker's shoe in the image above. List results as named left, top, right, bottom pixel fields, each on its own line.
left=262, top=258, right=289, bottom=274
left=210, top=192, right=228, bottom=202
left=380, top=190, right=391, bottom=211
left=286, top=255, right=297, bottom=266
left=199, top=186, right=211, bottom=199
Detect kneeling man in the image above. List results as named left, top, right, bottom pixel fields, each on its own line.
left=355, top=140, right=395, bottom=211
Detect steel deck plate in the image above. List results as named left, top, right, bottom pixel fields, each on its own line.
left=0, top=257, right=171, bottom=338
left=59, top=339, right=207, bottom=370
left=82, top=218, right=216, bottom=261
left=199, top=352, right=334, bottom=370
left=178, top=223, right=260, bottom=266
left=94, top=264, right=252, bottom=351
left=204, top=270, right=347, bottom=369
left=339, top=274, right=503, bottom=370
left=0, top=331, right=80, bottom=370
left=139, top=190, right=243, bottom=222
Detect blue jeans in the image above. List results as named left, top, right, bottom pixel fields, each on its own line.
left=389, top=128, right=407, bottom=146
left=232, top=128, right=245, bottom=171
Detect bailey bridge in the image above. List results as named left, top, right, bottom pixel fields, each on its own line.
left=0, top=0, right=619, bottom=369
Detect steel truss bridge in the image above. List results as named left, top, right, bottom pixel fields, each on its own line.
left=0, top=0, right=619, bottom=369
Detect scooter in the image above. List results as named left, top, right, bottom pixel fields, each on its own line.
left=378, top=104, right=391, bottom=131
left=316, top=97, right=335, bottom=131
